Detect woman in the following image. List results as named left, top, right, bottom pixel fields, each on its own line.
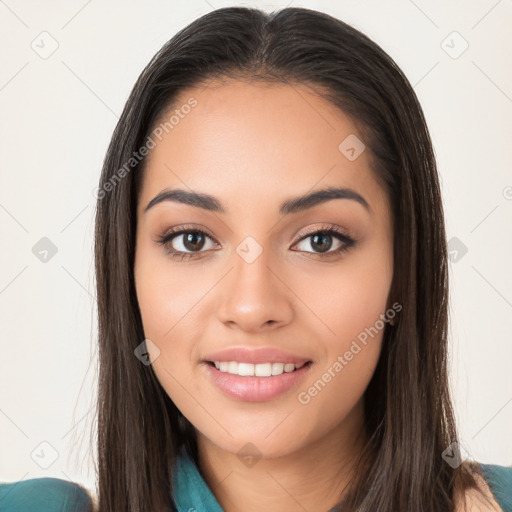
left=92, top=6, right=511, bottom=512
left=4, top=6, right=510, bottom=512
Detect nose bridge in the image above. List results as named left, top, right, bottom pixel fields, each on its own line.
left=216, top=242, right=293, bottom=330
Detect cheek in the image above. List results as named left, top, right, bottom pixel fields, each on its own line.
left=134, top=244, right=208, bottom=400
left=134, top=240, right=200, bottom=340
left=295, top=279, right=387, bottom=435
left=134, top=258, right=199, bottom=408
left=294, top=337, right=382, bottom=452
left=291, top=241, right=393, bottom=348
left=291, top=238, right=391, bottom=405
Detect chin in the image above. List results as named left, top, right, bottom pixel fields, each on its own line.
left=197, top=421, right=312, bottom=461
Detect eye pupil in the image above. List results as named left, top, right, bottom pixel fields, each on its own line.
left=311, top=233, right=332, bottom=253
left=184, top=232, right=206, bottom=251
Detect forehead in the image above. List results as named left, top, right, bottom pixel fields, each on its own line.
left=138, top=79, right=385, bottom=217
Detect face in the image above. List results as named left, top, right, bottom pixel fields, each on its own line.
left=134, top=80, right=394, bottom=460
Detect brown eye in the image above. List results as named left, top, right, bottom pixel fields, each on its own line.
left=164, top=230, right=215, bottom=252
left=180, top=231, right=208, bottom=251
left=308, top=232, right=334, bottom=253
left=293, top=227, right=355, bottom=256
left=156, top=227, right=218, bottom=260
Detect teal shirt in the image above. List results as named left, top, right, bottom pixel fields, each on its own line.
left=1, top=453, right=511, bottom=511
left=479, top=464, right=512, bottom=512
left=0, top=477, right=92, bottom=511
left=173, top=451, right=512, bottom=512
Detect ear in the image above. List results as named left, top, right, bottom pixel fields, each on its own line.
left=385, top=297, right=400, bottom=326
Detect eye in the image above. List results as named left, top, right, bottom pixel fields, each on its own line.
left=292, top=225, right=356, bottom=258
left=155, top=225, right=218, bottom=261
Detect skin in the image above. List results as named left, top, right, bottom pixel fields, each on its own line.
left=133, top=80, right=497, bottom=511
left=454, top=470, right=503, bottom=512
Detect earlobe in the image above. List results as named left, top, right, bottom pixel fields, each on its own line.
left=385, top=299, right=399, bottom=326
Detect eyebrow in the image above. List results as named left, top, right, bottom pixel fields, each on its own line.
left=144, top=186, right=371, bottom=216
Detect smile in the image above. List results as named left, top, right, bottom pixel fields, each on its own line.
left=204, top=361, right=313, bottom=402
left=210, top=361, right=307, bottom=377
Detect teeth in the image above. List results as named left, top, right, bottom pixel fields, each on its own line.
left=271, top=363, right=284, bottom=375
left=212, top=361, right=307, bottom=377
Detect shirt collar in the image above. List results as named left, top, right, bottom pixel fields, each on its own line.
left=173, top=447, right=225, bottom=512
left=172, top=446, right=338, bottom=512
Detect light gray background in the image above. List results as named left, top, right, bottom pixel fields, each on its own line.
left=1, top=0, right=511, bottom=496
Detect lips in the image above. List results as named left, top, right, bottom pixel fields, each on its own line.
left=204, top=359, right=313, bottom=401
left=203, top=346, right=312, bottom=365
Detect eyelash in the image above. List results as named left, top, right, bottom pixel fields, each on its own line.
left=155, top=223, right=356, bottom=261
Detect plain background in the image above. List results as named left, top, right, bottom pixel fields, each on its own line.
left=0, top=0, right=511, bottom=496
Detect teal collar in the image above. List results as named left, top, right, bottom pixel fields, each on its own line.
left=172, top=448, right=337, bottom=512
left=173, top=449, right=224, bottom=512
left=173, top=449, right=512, bottom=512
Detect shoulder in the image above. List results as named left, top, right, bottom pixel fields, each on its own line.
left=0, top=477, right=93, bottom=512
left=455, top=461, right=512, bottom=512
left=478, top=463, right=512, bottom=512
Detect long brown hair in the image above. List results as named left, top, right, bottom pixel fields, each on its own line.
left=93, top=6, right=488, bottom=511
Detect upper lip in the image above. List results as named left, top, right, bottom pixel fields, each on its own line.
left=203, top=347, right=312, bottom=365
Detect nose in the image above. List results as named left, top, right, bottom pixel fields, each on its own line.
left=216, top=251, right=294, bottom=333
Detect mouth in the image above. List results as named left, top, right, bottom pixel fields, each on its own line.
left=203, top=359, right=314, bottom=402
left=205, top=360, right=313, bottom=377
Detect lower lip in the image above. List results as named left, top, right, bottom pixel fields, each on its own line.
left=203, top=362, right=313, bottom=402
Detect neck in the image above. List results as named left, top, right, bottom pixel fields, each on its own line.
left=196, top=399, right=369, bottom=512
